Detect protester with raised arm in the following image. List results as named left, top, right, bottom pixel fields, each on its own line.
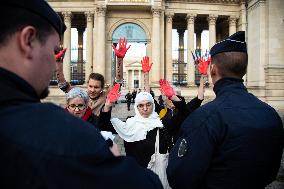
left=55, top=49, right=107, bottom=116
left=112, top=38, right=131, bottom=84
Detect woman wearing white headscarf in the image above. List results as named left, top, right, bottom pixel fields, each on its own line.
left=102, top=91, right=186, bottom=168
left=111, top=92, right=163, bottom=143
left=101, top=83, right=195, bottom=189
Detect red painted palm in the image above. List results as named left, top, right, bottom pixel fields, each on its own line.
left=106, top=83, right=121, bottom=104
left=159, top=79, right=175, bottom=98
left=55, top=48, right=67, bottom=61
left=112, top=38, right=131, bottom=59
left=198, top=57, right=211, bottom=75
left=141, top=56, right=153, bottom=73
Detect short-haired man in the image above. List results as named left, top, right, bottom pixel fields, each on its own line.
left=167, top=31, right=284, bottom=189
left=0, top=1, right=162, bottom=188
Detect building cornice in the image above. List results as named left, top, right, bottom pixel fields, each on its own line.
left=166, top=0, right=241, bottom=4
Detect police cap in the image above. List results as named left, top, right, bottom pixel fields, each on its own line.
left=2, top=0, right=66, bottom=37
left=210, top=31, right=247, bottom=57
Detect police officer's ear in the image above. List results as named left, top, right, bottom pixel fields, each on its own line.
left=210, top=63, right=222, bottom=84
left=210, top=63, right=217, bottom=77
left=18, top=26, right=37, bottom=59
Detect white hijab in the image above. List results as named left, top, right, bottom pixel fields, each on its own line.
left=111, top=92, right=163, bottom=142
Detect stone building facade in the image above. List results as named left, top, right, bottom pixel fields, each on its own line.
left=47, top=0, right=284, bottom=110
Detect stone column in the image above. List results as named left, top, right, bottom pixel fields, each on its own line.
left=240, top=2, right=247, bottom=83
left=151, top=8, right=161, bottom=85
left=62, top=12, right=72, bottom=82
left=165, top=12, right=174, bottom=82
left=160, top=11, right=165, bottom=79
left=177, top=29, right=185, bottom=63
left=216, top=33, right=222, bottom=43
left=132, top=70, right=135, bottom=89
left=77, top=27, right=84, bottom=75
left=125, top=68, right=128, bottom=88
left=92, top=11, right=97, bottom=73
left=208, top=14, right=218, bottom=48
left=95, top=6, right=106, bottom=76
left=229, top=16, right=237, bottom=35
left=247, top=0, right=266, bottom=87
left=138, top=70, right=141, bottom=89
left=177, top=29, right=185, bottom=79
left=85, top=12, right=93, bottom=83
left=240, top=1, right=247, bottom=32
left=187, top=14, right=196, bottom=85
left=196, top=29, right=202, bottom=49
left=208, top=14, right=218, bottom=84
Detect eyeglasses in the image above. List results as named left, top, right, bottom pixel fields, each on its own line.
left=137, top=102, right=152, bottom=109
left=68, top=104, right=86, bottom=111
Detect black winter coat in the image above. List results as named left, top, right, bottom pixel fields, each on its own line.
left=167, top=78, right=284, bottom=189
left=0, top=68, right=162, bottom=189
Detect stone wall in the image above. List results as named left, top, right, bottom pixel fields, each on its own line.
left=265, top=0, right=284, bottom=110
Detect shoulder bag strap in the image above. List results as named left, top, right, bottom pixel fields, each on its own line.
left=154, top=128, right=160, bottom=153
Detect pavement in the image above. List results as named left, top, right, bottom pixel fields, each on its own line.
left=111, top=101, right=136, bottom=121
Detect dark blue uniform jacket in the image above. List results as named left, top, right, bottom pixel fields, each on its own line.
left=167, top=78, right=284, bottom=189
left=0, top=68, right=162, bottom=189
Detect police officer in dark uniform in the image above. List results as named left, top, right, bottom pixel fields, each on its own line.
left=125, top=91, right=133, bottom=111
left=132, top=89, right=137, bottom=103
left=0, top=1, right=162, bottom=188
left=167, top=31, right=284, bottom=189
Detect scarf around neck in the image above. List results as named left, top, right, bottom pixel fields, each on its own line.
left=88, top=91, right=106, bottom=116
left=111, top=92, right=163, bottom=142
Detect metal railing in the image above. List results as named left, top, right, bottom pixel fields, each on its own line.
left=172, top=60, right=187, bottom=86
